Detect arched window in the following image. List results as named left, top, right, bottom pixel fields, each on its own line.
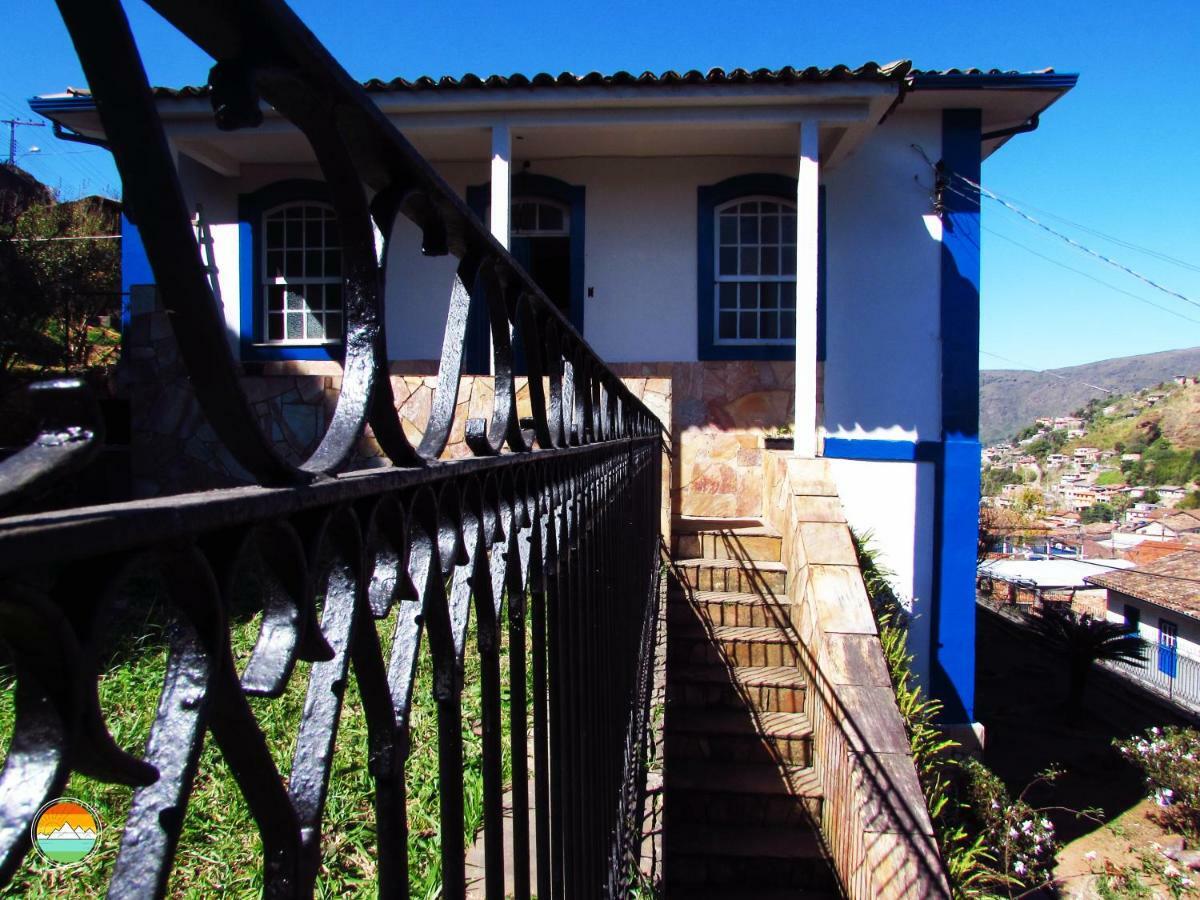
left=714, top=196, right=797, bottom=344
left=697, top=173, right=821, bottom=361
left=261, top=201, right=343, bottom=342
left=511, top=198, right=570, bottom=237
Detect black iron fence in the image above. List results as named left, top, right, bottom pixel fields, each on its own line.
left=0, top=1, right=666, bottom=897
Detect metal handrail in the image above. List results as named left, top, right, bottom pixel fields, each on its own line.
left=0, top=2, right=667, bottom=897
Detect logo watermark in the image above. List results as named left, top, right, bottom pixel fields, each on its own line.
left=31, top=799, right=101, bottom=867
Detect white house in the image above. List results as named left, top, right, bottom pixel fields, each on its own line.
left=1090, top=552, right=1200, bottom=665
left=1136, top=510, right=1200, bottom=540
left=33, top=62, right=1076, bottom=722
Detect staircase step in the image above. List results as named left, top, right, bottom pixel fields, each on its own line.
left=667, top=709, right=812, bottom=765
left=667, top=821, right=821, bottom=859
left=674, top=557, right=787, bottom=594
left=665, top=823, right=837, bottom=891
left=673, top=516, right=783, bottom=563
left=669, top=589, right=786, bottom=628
left=667, top=663, right=808, bottom=713
left=669, top=622, right=798, bottom=668
left=667, top=760, right=820, bottom=796
left=666, top=761, right=822, bottom=826
left=669, top=891, right=841, bottom=900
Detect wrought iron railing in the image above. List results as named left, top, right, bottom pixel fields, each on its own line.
left=1101, top=641, right=1200, bottom=713
left=0, top=1, right=666, bottom=897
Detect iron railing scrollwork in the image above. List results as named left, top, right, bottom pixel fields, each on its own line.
left=0, top=0, right=667, bottom=897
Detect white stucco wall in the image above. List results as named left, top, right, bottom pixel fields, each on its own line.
left=1107, top=593, right=1200, bottom=663
left=380, top=156, right=798, bottom=363
left=822, top=111, right=943, bottom=442
left=830, top=457, right=937, bottom=687
left=174, top=111, right=944, bottom=397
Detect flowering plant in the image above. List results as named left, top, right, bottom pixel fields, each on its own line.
left=962, top=759, right=1061, bottom=891
left=1116, top=725, right=1200, bottom=835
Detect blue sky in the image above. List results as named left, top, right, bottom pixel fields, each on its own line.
left=3, top=0, right=1198, bottom=372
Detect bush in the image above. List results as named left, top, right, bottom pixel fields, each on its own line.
left=855, top=531, right=1067, bottom=897
left=960, top=759, right=1059, bottom=888
left=1081, top=503, right=1115, bottom=524
left=1116, top=725, right=1200, bottom=835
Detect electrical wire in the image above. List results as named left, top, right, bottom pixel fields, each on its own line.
left=12, top=234, right=121, bottom=242
left=957, top=180, right=1200, bottom=275
left=982, top=225, right=1200, bottom=328
left=945, top=176, right=1200, bottom=311
left=979, top=349, right=1116, bottom=395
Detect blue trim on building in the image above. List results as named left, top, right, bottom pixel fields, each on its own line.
left=120, top=213, right=153, bottom=333
left=236, top=179, right=339, bottom=362
left=930, top=108, right=983, bottom=724
left=908, top=73, right=1078, bottom=91
left=465, top=173, right=586, bottom=373
left=822, top=437, right=940, bottom=463
left=28, top=96, right=98, bottom=115
left=697, top=173, right=825, bottom=362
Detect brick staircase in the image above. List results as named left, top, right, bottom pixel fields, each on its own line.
left=662, top=516, right=841, bottom=898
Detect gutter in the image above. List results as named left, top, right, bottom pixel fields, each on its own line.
left=906, top=72, right=1079, bottom=91
left=981, top=113, right=1039, bottom=142
left=52, top=121, right=109, bottom=150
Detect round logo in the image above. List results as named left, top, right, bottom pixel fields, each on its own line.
left=31, top=799, right=101, bottom=866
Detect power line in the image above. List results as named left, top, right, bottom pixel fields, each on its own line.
left=983, top=225, right=1200, bottom=328
left=960, top=181, right=1200, bottom=275
left=945, top=177, right=1200, bottom=312
left=12, top=234, right=121, bottom=243
left=979, top=349, right=1115, bottom=395
left=2, top=118, right=44, bottom=165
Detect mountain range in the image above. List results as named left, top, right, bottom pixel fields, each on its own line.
left=980, top=346, right=1200, bottom=445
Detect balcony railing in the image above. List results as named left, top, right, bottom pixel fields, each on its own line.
left=1101, top=641, right=1200, bottom=713
left=0, top=2, right=666, bottom=897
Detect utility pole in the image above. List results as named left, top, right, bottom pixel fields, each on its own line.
left=3, top=119, right=44, bottom=165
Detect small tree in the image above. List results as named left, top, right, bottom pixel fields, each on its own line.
left=0, top=192, right=119, bottom=376
left=1080, top=503, right=1114, bottom=524
left=1025, top=606, right=1146, bottom=708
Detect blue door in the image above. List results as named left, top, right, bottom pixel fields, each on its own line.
left=1159, top=619, right=1179, bottom=679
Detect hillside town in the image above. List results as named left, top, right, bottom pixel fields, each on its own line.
left=979, top=374, right=1200, bottom=715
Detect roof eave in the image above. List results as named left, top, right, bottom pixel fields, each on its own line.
left=907, top=72, right=1078, bottom=92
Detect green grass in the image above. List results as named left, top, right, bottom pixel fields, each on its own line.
left=0, top=581, right=527, bottom=898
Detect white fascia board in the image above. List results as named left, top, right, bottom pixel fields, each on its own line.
left=161, top=101, right=877, bottom=139
left=152, top=80, right=896, bottom=119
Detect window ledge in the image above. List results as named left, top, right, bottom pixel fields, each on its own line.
left=251, top=341, right=340, bottom=348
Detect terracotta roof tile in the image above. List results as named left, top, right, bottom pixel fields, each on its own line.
left=135, top=61, right=1071, bottom=99
left=1085, top=551, right=1200, bottom=619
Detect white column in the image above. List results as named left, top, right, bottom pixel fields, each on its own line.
left=489, top=124, right=511, bottom=249
left=488, top=124, right=512, bottom=375
left=794, top=121, right=820, bottom=457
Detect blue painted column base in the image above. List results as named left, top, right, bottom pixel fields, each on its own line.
left=931, top=434, right=980, bottom=722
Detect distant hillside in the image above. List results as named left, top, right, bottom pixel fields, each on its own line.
left=980, top=346, right=1200, bottom=444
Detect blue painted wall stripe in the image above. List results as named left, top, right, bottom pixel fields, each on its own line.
left=822, top=437, right=940, bottom=463
left=119, top=213, right=153, bottom=332
left=930, top=108, right=983, bottom=723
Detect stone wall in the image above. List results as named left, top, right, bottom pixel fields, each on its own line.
left=762, top=453, right=947, bottom=900
left=125, top=310, right=809, bottom=530
left=613, top=360, right=817, bottom=520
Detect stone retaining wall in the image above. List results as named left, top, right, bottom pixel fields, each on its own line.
left=762, top=452, right=948, bottom=900
left=125, top=310, right=812, bottom=530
